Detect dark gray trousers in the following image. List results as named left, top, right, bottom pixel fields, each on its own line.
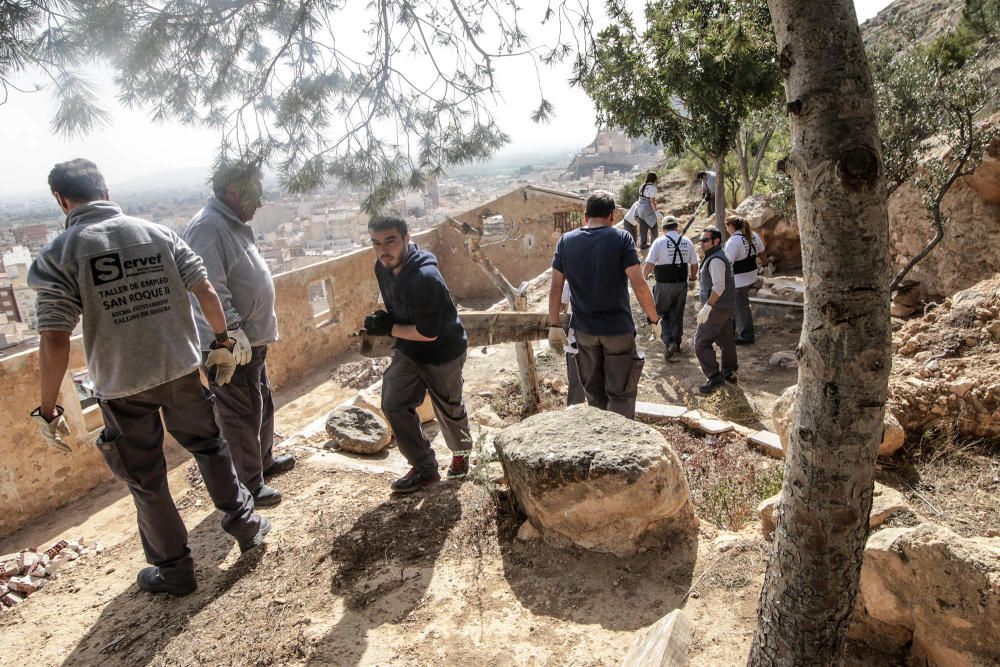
left=97, top=372, right=260, bottom=585
left=566, top=351, right=586, bottom=406
left=694, top=306, right=739, bottom=381
left=575, top=332, right=644, bottom=419
left=639, top=221, right=658, bottom=249
left=653, top=282, right=688, bottom=347
left=382, top=351, right=472, bottom=473
left=734, top=285, right=755, bottom=340
left=204, top=345, right=275, bottom=492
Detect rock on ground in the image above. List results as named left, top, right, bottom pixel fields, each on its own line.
left=324, top=406, right=391, bottom=454
left=890, top=273, right=1000, bottom=439
left=850, top=523, right=1000, bottom=666
left=345, top=379, right=436, bottom=427
left=758, top=482, right=909, bottom=541
left=735, top=194, right=801, bottom=271
left=889, top=133, right=1000, bottom=300
left=772, top=385, right=905, bottom=457
left=623, top=609, right=692, bottom=667
left=493, top=406, right=697, bottom=557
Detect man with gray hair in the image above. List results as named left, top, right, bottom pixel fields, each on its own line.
left=30, top=158, right=270, bottom=596
left=183, top=161, right=294, bottom=508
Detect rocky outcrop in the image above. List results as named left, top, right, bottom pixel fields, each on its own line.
left=734, top=194, right=801, bottom=271
left=890, top=274, right=1000, bottom=439
left=758, top=482, right=909, bottom=541
left=325, top=407, right=391, bottom=454
left=772, top=385, right=905, bottom=458
left=850, top=523, right=1000, bottom=666
left=888, top=135, right=1000, bottom=301
left=493, top=406, right=696, bottom=557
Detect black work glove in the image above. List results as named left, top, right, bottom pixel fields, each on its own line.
left=363, top=310, right=394, bottom=336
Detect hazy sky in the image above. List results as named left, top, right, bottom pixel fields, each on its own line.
left=0, top=0, right=895, bottom=198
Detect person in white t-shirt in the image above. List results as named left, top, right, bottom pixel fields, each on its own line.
left=635, top=172, right=659, bottom=250
left=560, top=281, right=585, bottom=405
left=643, top=216, right=699, bottom=360
left=724, top=215, right=767, bottom=344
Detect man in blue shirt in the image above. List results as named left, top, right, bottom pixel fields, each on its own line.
left=547, top=193, right=660, bottom=418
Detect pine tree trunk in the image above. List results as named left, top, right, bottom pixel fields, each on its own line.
left=749, top=2, right=891, bottom=664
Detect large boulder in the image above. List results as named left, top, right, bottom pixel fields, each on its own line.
left=888, top=133, right=1000, bottom=301
left=493, top=406, right=696, bottom=557
left=772, top=385, right=905, bottom=457
left=734, top=194, right=801, bottom=271
left=850, top=523, right=1000, bottom=666
left=890, top=274, right=1000, bottom=439
left=325, top=406, right=391, bottom=454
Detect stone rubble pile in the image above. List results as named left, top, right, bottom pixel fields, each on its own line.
left=330, top=358, right=390, bottom=389
left=889, top=274, right=1000, bottom=439
left=0, top=537, right=103, bottom=610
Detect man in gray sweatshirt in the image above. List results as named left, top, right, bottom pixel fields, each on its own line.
left=182, top=162, right=294, bottom=508
left=29, top=158, right=271, bottom=597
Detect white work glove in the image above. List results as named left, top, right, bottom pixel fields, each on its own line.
left=697, top=303, right=713, bottom=325
left=230, top=327, right=252, bottom=365
left=648, top=317, right=662, bottom=340
left=31, top=406, right=72, bottom=453
left=206, top=342, right=238, bottom=386
left=548, top=326, right=568, bottom=355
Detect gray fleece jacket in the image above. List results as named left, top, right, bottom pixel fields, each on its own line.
left=182, top=198, right=278, bottom=350
left=29, top=201, right=208, bottom=399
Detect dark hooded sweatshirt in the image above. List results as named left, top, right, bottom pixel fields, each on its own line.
left=375, top=244, right=467, bottom=365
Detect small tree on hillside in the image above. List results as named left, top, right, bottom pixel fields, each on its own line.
left=573, top=0, right=781, bottom=233
left=871, top=36, right=998, bottom=292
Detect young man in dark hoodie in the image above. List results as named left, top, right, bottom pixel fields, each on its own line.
left=364, top=216, right=473, bottom=493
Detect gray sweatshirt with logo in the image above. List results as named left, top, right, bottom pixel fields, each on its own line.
left=182, top=198, right=278, bottom=350
left=29, top=201, right=208, bottom=399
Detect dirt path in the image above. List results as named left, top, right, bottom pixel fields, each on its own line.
left=1, top=288, right=807, bottom=666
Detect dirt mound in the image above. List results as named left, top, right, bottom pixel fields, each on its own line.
left=889, top=274, right=1000, bottom=439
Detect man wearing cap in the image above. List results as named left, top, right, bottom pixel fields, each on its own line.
left=30, top=158, right=270, bottom=597
left=183, top=161, right=295, bottom=509
left=643, top=215, right=698, bottom=361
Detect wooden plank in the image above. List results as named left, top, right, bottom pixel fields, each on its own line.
left=354, top=312, right=571, bottom=358
left=749, top=297, right=804, bottom=308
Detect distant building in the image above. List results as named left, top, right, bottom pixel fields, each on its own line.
left=13, top=287, right=37, bottom=330
left=569, top=128, right=661, bottom=177
left=0, top=285, right=19, bottom=322
left=12, top=224, right=51, bottom=250
left=2, top=246, right=31, bottom=273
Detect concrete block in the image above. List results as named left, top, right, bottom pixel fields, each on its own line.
left=635, top=402, right=688, bottom=422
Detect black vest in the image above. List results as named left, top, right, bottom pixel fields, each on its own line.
left=732, top=233, right=758, bottom=275
left=653, top=234, right=687, bottom=283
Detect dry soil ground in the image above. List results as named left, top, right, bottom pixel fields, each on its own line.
left=1, top=279, right=995, bottom=666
